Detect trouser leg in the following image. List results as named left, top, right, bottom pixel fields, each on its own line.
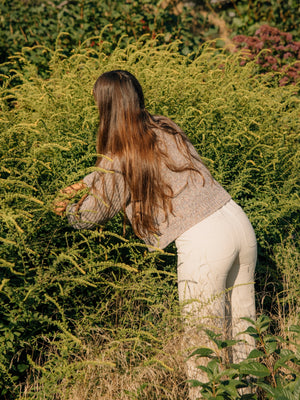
left=226, top=258, right=256, bottom=364
left=225, top=201, right=257, bottom=364
left=178, top=259, right=235, bottom=399
left=176, top=209, right=238, bottom=399
left=175, top=200, right=257, bottom=399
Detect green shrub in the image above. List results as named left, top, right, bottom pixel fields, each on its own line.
left=0, top=38, right=299, bottom=398
left=210, top=0, right=300, bottom=40
left=188, top=315, right=300, bottom=399
left=0, top=0, right=207, bottom=79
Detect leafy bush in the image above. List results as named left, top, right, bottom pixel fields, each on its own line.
left=0, top=0, right=208, bottom=79
left=188, top=315, right=300, bottom=399
left=233, top=24, right=300, bottom=86
left=0, top=38, right=299, bottom=398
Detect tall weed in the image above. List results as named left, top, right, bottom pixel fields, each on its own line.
left=0, top=39, right=299, bottom=398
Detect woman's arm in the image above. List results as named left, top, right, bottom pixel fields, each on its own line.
left=68, top=170, right=126, bottom=229
left=54, top=157, right=129, bottom=230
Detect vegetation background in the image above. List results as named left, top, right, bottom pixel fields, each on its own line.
left=0, top=1, right=299, bottom=399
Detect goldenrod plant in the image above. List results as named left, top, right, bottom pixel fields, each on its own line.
left=0, top=38, right=299, bottom=399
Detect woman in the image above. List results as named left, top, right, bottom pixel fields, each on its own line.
left=54, top=70, right=257, bottom=398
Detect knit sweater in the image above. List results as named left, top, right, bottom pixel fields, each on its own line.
left=67, top=125, right=231, bottom=250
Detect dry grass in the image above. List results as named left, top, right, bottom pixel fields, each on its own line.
left=21, top=323, right=189, bottom=400
left=67, top=337, right=187, bottom=400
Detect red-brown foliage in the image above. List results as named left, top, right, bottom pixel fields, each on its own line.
left=233, top=25, right=300, bottom=86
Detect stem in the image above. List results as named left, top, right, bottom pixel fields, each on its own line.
left=259, top=332, right=277, bottom=388
left=230, top=0, right=243, bottom=18
left=19, top=26, right=28, bottom=42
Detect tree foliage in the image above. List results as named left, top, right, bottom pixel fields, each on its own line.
left=210, top=0, right=300, bottom=40
left=0, top=0, right=209, bottom=79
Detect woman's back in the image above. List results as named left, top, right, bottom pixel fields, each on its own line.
left=66, top=121, right=231, bottom=249
left=133, top=126, right=231, bottom=248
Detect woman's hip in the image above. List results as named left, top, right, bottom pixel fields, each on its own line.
left=175, top=199, right=257, bottom=266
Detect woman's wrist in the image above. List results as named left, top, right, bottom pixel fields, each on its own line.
left=60, top=181, right=87, bottom=198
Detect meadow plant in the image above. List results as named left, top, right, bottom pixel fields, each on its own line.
left=188, top=316, right=300, bottom=399
left=0, top=38, right=299, bottom=399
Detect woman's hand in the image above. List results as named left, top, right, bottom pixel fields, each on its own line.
left=53, top=181, right=87, bottom=216
left=53, top=199, right=69, bottom=216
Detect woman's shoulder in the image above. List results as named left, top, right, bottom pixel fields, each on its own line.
left=152, top=115, right=191, bottom=149
left=152, top=115, right=183, bottom=133
left=152, top=115, right=204, bottom=165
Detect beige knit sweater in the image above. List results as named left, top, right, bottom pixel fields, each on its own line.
left=67, top=126, right=231, bottom=249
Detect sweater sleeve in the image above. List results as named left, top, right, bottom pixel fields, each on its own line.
left=66, top=158, right=128, bottom=230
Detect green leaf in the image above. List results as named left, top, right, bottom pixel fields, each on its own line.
left=274, top=353, right=296, bottom=371
left=17, top=363, right=28, bottom=373
left=257, top=382, right=276, bottom=395
left=207, top=359, right=220, bottom=376
left=196, top=365, right=210, bottom=374
left=188, top=379, right=203, bottom=387
left=293, top=378, right=300, bottom=398
left=220, top=382, right=239, bottom=397
left=247, top=349, right=265, bottom=358
left=264, top=339, right=277, bottom=355
left=238, top=362, right=270, bottom=377
left=256, top=315, right=271, bottom=333
left=204, top=329, right=221, bottom=341
left=241, top=317, right=256, bottom=325
left=288, top=325, right=300, bottom=334
left=243, top=326, right=258, bottom=335
left=279, top=349, right=296, bottom=357
left=219, top=368, right=239, bottom=378
left=188, top=347, right=215, bottom=358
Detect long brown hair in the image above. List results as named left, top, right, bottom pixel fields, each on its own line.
left=93, top=70, right=204, bottom=237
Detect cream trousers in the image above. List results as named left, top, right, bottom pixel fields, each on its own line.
left=175, top=199, right=257, bottom=398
